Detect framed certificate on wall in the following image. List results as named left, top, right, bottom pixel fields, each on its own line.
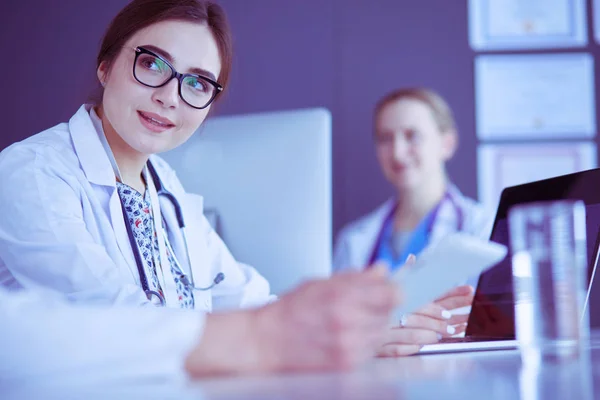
left=475, top=54, right=596, bottom=140
left=477, top=142, right=597, bottom=209
left=469, top=0, right=587, bottom=50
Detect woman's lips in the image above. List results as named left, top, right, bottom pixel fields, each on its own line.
left=137, top=110, right=175, bottom=133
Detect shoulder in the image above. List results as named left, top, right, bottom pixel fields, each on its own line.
left=333, top=199, right=393, bottom=272
left=2, top=121, right=74, bottom=158
left=448, top=184, right=494, bottom=238
left=339, top=200, right=392, bottom=238
left=0, top=121, right=81, bottom=181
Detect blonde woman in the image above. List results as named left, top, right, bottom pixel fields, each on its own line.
left=334, top=88, right=492, bottom=355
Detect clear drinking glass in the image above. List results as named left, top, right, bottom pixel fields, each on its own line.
left=508, top=200, right=590, bottom=366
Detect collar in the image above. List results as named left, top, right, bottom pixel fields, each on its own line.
left=69, top=104, right=174, bottom=194
left=68, top=104, right=118, bottom=188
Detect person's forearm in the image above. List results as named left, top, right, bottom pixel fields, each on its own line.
left=185, top=306, right=278, bottom=377
left=0, top=295, right=203, bottom=382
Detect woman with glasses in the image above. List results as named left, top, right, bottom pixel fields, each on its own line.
left=0, top=0, right=442, bottom=369
left=0, top=0, right=273, bottom=311
left=333, top=88, right=493, bottom=355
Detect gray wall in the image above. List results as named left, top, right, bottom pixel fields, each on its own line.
left=3, top=0, right=597, bottom=236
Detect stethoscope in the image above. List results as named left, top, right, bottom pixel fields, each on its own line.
left=368, top=190, right=465, bottom=265
left=118, top=162, right=225, bottom=306
left=94, top=115, right=225, bottom=307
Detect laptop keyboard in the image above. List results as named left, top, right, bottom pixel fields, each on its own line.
left=439, top=336, right=511, bottom=343
left=439, top=337, right=479, bottom=344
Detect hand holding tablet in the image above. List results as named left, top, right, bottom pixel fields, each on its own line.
left=391, top=233, right=508, bottom=316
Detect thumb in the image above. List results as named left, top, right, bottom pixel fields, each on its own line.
left=367, top=261, right=389, bottom=278
left=389, top=254, right=417, bottom=284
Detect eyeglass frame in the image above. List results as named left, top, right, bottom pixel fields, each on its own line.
left=131, top=46, right=223, bottom=110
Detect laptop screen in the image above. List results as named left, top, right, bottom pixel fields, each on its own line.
left=466, top=168, right=600, bottom=339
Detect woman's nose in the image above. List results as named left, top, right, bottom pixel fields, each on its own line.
left=152, top=78, right=180, bottom=108
left=392, top=135, right=410, bottom=161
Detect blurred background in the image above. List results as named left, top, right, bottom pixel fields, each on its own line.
left=2, top=0, right=599, bottom=238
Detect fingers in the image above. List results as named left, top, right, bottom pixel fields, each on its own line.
left=450, top=323, right=468, bottom=336
left=376, top=343, right=422, bottom=357
left=338, top=267, right=403, bottom=310
left=398, top=300, right=470, bottom=336
left=387, top=255, right=416, bottom=284
left=447, top=313, right=469, bottom=326
left=414, top=302, right=453, bottom=321
left=365, top=262, right=390, bottom=278
left=321, top=275, right=400, bottom=331
left=401, top=313, right=459, bottom=336
left=435, top=285, right=474, bottom=301
left=375, top=322, right=466, bottom=357
left=359, top=287, right=402, bottom=313
left=435, top=293, right=474, bottom=311
left=383, top=327, right=440, bottom=345
left=331, top=276, right=400, bottom=313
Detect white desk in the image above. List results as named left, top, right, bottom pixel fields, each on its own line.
left=3, top=343, right=599, bottom=399
left=195, top=345, right=599, bottom=400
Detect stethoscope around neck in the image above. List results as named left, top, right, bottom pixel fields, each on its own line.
left=92, top=108, right=225, bottom=306
left=118, top=160, right=225, bottom=306
left=367, top=190, right=465, bottom=265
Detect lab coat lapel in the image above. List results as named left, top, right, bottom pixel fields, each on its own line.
left=68, top=104, right=139, bottom=282
left=68, top=105, right=116, bottom=187
left=429, top=186, right=462, bottom=246
left=348, top=199, right=395, bottom=268
left=107, top=192, right=140, bottom=282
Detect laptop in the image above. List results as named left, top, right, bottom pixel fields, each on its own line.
left=419, top=168, right=600, bottom=354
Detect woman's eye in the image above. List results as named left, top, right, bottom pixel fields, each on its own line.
left=187, top=78, right=208, bottom=92
left=141, top=56, right=168, bottom=72
left=406, top=130, right=419, bottom=142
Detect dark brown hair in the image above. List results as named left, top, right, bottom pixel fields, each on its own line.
left=373, top=88, right=457, bottom=133
left=97, top=0, right=232, bottom=90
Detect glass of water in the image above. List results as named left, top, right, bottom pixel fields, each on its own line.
left=508, top=200, right=590, bottom=366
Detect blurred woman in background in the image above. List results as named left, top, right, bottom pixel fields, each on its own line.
left=333, top=88, right=492, bottom=355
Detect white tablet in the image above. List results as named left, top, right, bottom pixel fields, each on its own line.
left=390, top=233, right=508, bottom=316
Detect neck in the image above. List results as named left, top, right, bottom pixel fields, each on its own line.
left=96, top=106, right=148, bottom=193
left=393, top=172, right=447, bottom=231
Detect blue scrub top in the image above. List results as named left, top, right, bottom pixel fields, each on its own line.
left=373, top=207, right=437, bottom=271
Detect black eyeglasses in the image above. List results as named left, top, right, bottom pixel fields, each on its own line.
left=132, top=46, right=223, bottom=109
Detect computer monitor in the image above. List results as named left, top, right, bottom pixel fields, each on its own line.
left=160, top=108, right=332, bottom=295
left=467, top=168, right=600, bottom=338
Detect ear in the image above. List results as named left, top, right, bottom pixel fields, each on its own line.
left=440, top=129, right=458, bottom=161
left=97, top=61, right=110, bottom=86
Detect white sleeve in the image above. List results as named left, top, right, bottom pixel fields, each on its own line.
left=0, top=289, right=204, bottom=383
left=0, top=146, right=151, bottom=306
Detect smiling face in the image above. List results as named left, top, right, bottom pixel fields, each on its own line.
left=97, top=19, right=222, bottom=157
left=374, top=98, right=457, bottom=191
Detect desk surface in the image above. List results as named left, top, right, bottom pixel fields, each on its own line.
left=4, top=344, right=600, bottom=399
left=196, top=345, right=599, bottom=400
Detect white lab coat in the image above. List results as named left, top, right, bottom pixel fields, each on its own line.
left=333, top=184, right=493, bottom=274
left=0, top=104, right=274, bottom=311
left=0, top=287, right=202, bottom=383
